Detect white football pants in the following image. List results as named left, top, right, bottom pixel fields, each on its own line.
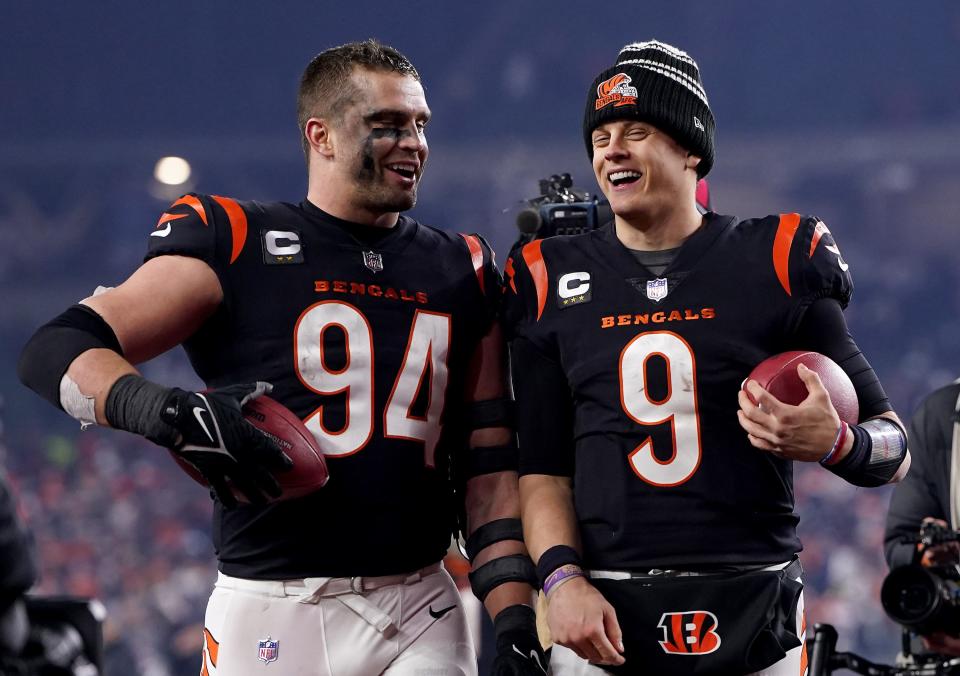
left=201, top=562, right=477, bottom=676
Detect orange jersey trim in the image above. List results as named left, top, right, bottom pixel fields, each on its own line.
left=773, top=212, right=801, bottom=296
left=808, top=221, right=828, bottom=258
left=170, top=195, right=208, bottom=225
left=504, top=257, right=517, bottom=294
left=521, top=239, right=548, bottom=321
left=212, top=195, right=248, bottom=264
left=155, top=211, right=190, bottom=228
left=459, top=234, right=485, bottom=295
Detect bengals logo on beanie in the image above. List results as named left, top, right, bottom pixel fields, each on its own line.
left=583, top=40, right=716, bottom=178
left=595, top=73, right=638, bottom=110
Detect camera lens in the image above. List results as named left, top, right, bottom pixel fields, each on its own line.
left=882, top=566, right=939, bottom=625
left=899, top=584, right=935, bottom=616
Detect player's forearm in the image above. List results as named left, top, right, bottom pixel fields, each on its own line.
left=65, top=348, right=139, bottom=425
left=465, top=470, right=536, bottom=618
left=465, top=467, right=519, bottom=529
left=483, top=581, right=535, bottom=620
left=519, top=474, right=580, bottom=560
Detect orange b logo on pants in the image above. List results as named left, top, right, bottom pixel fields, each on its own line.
left=658, top=611, right=722, bottom=655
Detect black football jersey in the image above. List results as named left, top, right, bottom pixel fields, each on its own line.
left=146, top=194, right=500, bottom=578
left=504, top=213, right=853, bottom=570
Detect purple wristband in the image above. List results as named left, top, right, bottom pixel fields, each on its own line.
left=820, top=420, right=849, bottom=466
left=543, top=564, right=584, bottom=596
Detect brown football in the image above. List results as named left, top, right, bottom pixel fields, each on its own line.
left=171, top=395, right=329, bottom=502
left=744, top=351, right=859, bottom=424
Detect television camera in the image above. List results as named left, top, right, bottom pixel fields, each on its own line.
left=882, top=521, right=960, bottom=637
left=511, top=173, right=711, bottom=251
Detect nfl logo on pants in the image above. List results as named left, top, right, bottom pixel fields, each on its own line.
left=258, top=637, right=279, bottom=664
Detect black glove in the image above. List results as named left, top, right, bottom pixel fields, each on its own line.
left=491, top=605, right=547, bottom=676
left=160, top=382, right=292, bottom=507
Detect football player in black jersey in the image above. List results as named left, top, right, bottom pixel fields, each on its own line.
left=19, top=40, right=543, bottom=676
left=505, top=41, right=910, bottom=676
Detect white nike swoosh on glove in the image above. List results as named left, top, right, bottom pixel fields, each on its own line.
left=192, top=406, right=216, bottom=444
left=512, top=645, right=545, bottom=673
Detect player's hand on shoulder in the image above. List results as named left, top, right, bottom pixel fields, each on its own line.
left=161, top=381, right=293, bottom=506
left=737, top=363, right=841, bottom=462
left=491, top=605, right=548, bottom=676
left=545, top=576, right=625, bottom=666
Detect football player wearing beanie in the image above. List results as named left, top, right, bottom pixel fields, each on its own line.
left=504, top=40, right=908, bottom=675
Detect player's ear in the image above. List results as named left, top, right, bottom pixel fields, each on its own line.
left=305, top=118, right=335, bottom=159
left=685, top=152, right=702, bottom=172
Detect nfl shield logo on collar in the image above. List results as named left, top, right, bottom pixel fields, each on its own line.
left=646, top=278, right=668, bottom=302
left=257, top=637, right=279, bottom=664
left=363, top=251, right=384, bottom=273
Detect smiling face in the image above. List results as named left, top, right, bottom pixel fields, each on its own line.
left=306, top=67, right=431, bottom=223
left=590, top=119, right=699, bottom=225
left=332, top=68, right=430, bottom=216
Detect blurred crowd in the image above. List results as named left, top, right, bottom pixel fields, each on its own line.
left=2, top=424, right=215, bottom=674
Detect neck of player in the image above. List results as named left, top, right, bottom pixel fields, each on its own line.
left=307, top=187, right=401, bottom=228
left=614, top=199, right=704, bottom=251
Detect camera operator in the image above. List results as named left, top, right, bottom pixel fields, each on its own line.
left=0, top=467, right=38, bottom=660
left=885, top=381, right=960, bottom=656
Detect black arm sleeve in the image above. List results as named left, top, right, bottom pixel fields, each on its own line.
left=883, top=386, right=957, bottom=569
left=18, top=304, right=124, bottom=410
left=511, top=336, right=575, bottom=477
left=788, top=297, right=892, bottom=420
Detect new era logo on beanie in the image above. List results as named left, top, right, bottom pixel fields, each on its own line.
left=584, top=40, right=716, bottom=178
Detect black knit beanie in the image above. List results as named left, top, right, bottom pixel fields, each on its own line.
left=583, top=40, right=715, bottom=178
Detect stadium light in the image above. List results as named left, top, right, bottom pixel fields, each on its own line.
left=153, top=156, right=192, bottom=186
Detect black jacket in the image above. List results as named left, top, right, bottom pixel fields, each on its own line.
left=884, top=383, right=960, bottom=569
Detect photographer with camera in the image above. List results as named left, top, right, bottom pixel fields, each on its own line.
left=885, top=382, right=960, bottom=657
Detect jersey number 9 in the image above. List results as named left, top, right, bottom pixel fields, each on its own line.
left=619, top=331, right=702, bottom=487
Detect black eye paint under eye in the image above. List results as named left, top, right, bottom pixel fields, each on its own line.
left=358, top=127, right=419, bottom=179
left=369, top=127, right=412, bottom=141
left=360, top=135, right=376, bottom=177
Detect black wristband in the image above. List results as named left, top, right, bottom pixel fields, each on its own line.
left=832, top=421, right=870, bottom=471
left=464, top=518, right=524, bottom=562
left=493, top=604, right=536, bottom=640
left=466, top=398, right=516, bottom=431
left=468, top=554, right=537, bottom=602
left=536, top=544, right=582, bottom=589
left=105, top=374, right=180, bottom=447
left=826, top=418, right=907, bottom=487
left=18, top=304, right=124, bottom=410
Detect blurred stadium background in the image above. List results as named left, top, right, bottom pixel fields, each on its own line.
left=3, top=2, right=960, bottom=673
